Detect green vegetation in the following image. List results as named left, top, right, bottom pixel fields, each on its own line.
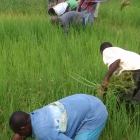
left=0, top=0, right=140, bottom=139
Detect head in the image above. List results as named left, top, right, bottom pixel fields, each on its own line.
left=50, top=16, right=59, bottom=24
left=9, top=111, right=32, bottom=137
left=100, top=42, right=113, bottom=54
left=48, top=7, right=56, bottom=16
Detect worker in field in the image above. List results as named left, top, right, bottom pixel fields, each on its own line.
left=50, top=11, right=85, bottom=34
left=99, top=42, right=140, bottom=104
left=9, top=94, right=108, bottom=140
left=76, top=0, right=107, bottom=25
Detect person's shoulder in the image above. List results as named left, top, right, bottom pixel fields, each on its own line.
left=103, top=47, right=119, bottom=55
left=105, top=47, right=122, bottom=51
left=113, top=46, right=122, bottom=49
left=30, top=105, right=49, bottom=115
left=112, top=47, right=127, bottom=52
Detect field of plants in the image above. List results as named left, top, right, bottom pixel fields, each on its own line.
left=0, top=0, right=140, bottom=139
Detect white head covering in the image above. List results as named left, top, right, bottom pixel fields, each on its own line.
left=53, top=2, right=68, bottom=16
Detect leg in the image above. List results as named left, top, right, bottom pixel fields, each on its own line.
left=81, top=10, right=92, bottom=25
left=88, top=11, right=94, bottom=25
left=131, top=90, right=140, bottom=104
left=131, top=70, right=140, bottom=104
left=94, top=2, right=100, bottom=20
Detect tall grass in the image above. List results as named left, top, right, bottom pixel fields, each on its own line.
left=0, top=0, right=140, bottom=139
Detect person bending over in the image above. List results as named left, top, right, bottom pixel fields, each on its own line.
left=76, top=0, right=106, bottom=25
left=50, top=11, right=85, bottom=34
left=100, top=42, right=140, bottom=104
left=9, top=94, right=108, bottom=140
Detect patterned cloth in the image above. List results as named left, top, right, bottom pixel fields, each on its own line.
left=49, top=101, right=67, bottom=132
left=79, top=0, right=106, bottom=12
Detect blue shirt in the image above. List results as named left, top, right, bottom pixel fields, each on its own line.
left=30, top=94, right=108, bottom=140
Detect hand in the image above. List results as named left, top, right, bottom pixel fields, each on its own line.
left=98, top=88, right=103, bottom=97
left=98, top=80, right=109, bottom=96
left=100, top=81, right=108, bottom=90
left=96, top=85, right=104, bottom=99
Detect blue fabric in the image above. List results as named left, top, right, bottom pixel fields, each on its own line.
left=82, top=18, right=86, bottom=26
left=81, top=9, right=94, bottom=25
left=30, top=94, right=108, bottom=140
left=74, top=122, right=106, bottom=140
left=48, top=103, right=66, bottom=132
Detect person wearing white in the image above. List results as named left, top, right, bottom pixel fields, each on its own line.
left=54, top=2, right=69, bottom=16
left=103, top=47, right=140, bottom=75
left=48, top=2, right=69, bottom=16
left=100, top=42, right=140, bottom=104
left=94, top=2, right=100, bottom=19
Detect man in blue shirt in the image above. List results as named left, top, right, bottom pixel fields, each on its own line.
left=9, top=94, right=108, bottom=140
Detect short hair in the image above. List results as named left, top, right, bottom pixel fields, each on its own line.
left=9, top=111, right=30, bottom=130
left=100, top=42, right=113, bottom=52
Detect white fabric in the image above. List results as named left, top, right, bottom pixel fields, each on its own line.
left=49, top=101, right=67, bottom=133
left=53, top=2, right=68, bottom=16
left=103, top=47, right=140, bottom=75
left=94, top=2, right=100, bottom=17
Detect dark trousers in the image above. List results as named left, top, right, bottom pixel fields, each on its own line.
left=131, top=70, right=140, bottom=104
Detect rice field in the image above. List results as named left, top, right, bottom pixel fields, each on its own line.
left=0, top=0, right=140, bottom=139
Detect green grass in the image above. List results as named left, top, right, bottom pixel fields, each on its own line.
left=0, top=0, right=140, bottom=139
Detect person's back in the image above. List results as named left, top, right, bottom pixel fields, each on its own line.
left=29, top=94, right=108, bottom=139
left=59, top=94, right=108, bottom=137
left=50, top=11, right=85, bottom=34
left=59, top=11, right=84, bottom=28
left=103, top=47, right=140, bottom=75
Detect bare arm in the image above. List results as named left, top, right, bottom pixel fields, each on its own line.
left=12, top=134, right=26, bottom=140
left=100, top=59, right=121, bottom=92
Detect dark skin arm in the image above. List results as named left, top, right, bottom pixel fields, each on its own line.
left=12, top=134, right=26, bottom=140
left=99, top=59, right=121, bottom=95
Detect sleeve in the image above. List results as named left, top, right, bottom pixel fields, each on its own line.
left=103, top=49, right=120, bottom=68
